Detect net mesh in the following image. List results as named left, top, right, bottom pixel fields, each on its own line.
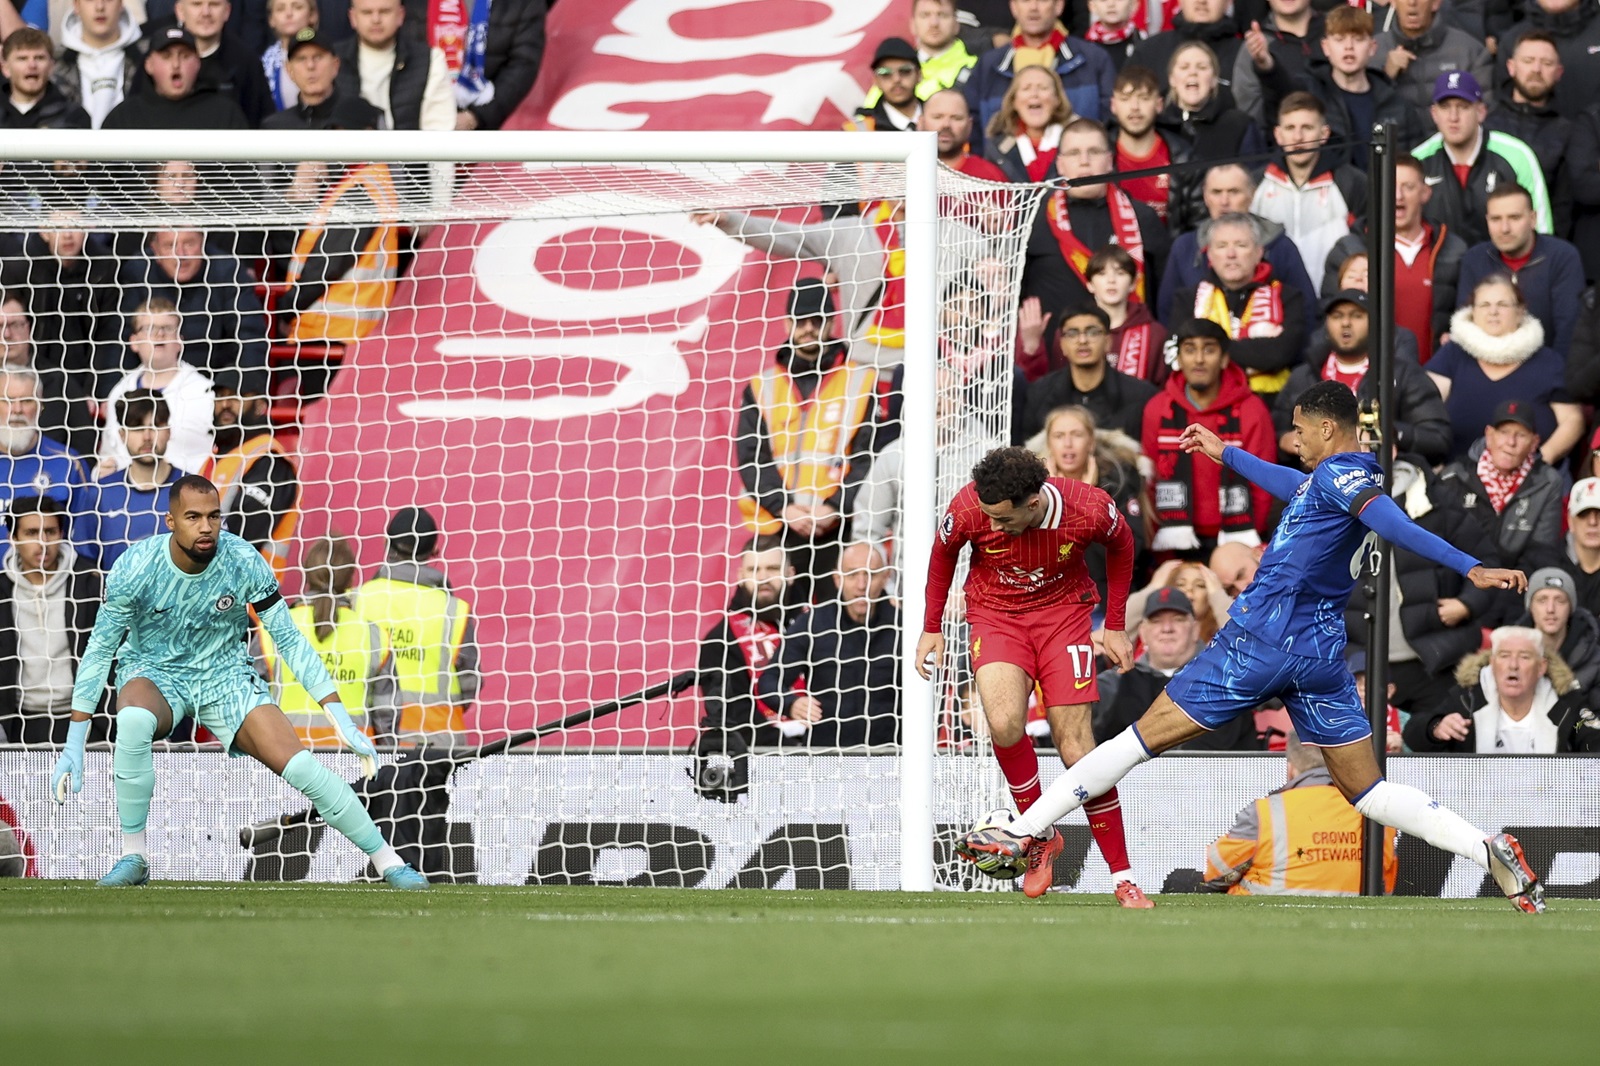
left=0, top=146, right=1044, bottom=889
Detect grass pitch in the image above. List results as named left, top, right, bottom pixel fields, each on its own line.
left=3, top=883, right=1595, bottom=1065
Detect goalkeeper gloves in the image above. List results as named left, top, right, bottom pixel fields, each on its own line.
left=321, top=701, right=378, bottom=779
left=52, top=718, right=90, bottom=804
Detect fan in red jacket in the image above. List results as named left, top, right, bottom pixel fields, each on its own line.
left=1142, top=318, right=1277, bottom=555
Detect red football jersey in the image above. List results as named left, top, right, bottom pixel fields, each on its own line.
left=923, top=477, right=1134, bottom=632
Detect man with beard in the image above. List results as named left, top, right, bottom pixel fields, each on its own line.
left=0, top=290, right=98, bottom=459
left=696, top=533, right=794, bottom=746
left=51, top=474, right=429, bottom=889
left=1485, top=32, right=1572, bottom=217
left=81, top=390, right=185, bottom=569
left=923, top=89, right=1008, bottom=181
left=202, top=373, right=298, bottom=580
left=849, top=37, right=923, bottom=131
left=1272, top=289, right=1452, bottom=466
left=1022, top=117, right=1169, bottom=316
left=0, top=365, right=89, bottom=556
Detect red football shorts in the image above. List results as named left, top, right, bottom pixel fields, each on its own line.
left=967, top=602, right=1098, bottom=705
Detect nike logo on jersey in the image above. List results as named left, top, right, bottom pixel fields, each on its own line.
left=983, top=546, right=1008, bottom=553
left=152, top=607, right=170, bottom=614
left=1074, top=678, right=1093, bottom=690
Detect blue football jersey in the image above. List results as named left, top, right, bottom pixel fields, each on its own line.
left=79, top=468, right=182, bottom=569
left=1228, top=451, right=1384, bottom=660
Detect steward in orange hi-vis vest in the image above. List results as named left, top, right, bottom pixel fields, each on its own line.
left=203, top=386, right=300, bottom=582
left=283, top=162, right=400, bottom=343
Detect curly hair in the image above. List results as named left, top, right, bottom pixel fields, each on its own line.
left=972, top=446, right=1049, bottom=505
left=1293, top=379, right=1359, bottom=430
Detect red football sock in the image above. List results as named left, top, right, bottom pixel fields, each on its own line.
left=992, top=737, right=1042, bottom=813
left=1083, top=787, right=1132, bottom=877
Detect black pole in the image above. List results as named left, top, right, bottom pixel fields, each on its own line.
left=1362, top=121, right=1397, bottom=896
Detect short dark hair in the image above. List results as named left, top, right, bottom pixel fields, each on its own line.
left=740, top=532, right=787, bottom=556
left=1061, top=116, right=1110, bottom=147
left=1512, top=30, right=1559, bottom=54
left=1294, top=380, right=1360, bottom=430
left=1173, top=317, right=1231, bottom=350
left=972, top=446, right=1049, bottom=506
left=1396, top=154, right=1425, bottom=180
left=1486, top=182, right=1534, bottom=211
left=1058, top=303, right=1111, bottom=332
left=1276, top=91, right=1325, bottom=122
left=170, top=474, right=219, bottom=508
left=4, top=494, right=65, bottom=535
left=116, top=387, right=170, bottom=430
left=2, top=27, right=52, bottom=59
left=1085, top=244, right=1137, bottom=280
left=1113, top=65, right=1160, bottom=96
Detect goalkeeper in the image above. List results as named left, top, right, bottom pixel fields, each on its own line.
left=51, top=474, right=428, bottom=889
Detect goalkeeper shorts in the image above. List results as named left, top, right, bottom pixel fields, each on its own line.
left=116, top=661, right=275, bottom=758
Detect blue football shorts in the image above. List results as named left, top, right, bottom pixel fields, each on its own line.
left=1163, top=621, right=1372, bottom=747
left=116, top=660, right=275, bottom=758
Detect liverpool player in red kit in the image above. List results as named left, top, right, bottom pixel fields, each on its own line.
left=915, top=446, right=1149, bottom=904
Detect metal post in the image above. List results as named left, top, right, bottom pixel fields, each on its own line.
left=1362, top=121, right=1397, bottom=896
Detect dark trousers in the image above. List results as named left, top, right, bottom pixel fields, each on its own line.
left=0, top=711, right=70, bottom=746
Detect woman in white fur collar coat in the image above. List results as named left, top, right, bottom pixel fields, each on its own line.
left=1426, top=275, right=1585, bottom=465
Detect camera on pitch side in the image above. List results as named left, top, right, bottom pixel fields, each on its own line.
left=688, top=729, right=749, bottom=802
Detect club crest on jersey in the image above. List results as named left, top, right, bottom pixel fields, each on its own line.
left=215, top=593, right=236, bottom=612
left=940, top=512, right=954, bottom=542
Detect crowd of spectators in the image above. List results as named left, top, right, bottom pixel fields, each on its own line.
left=696, top=0, right=1600, bottom=757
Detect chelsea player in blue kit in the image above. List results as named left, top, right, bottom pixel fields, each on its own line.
left=51, top=475, right=428, bottom=889
left=966, top=381, right=1548, bottom=913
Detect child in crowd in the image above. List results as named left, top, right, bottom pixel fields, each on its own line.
left=262, top=0, right=317, bottom=110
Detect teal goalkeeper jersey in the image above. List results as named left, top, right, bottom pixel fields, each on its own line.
left=71, top=531, right=338, bottom=715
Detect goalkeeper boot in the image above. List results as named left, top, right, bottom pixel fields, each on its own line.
left=1021, top=829, right=1063, bottom=899
left=1486, top=833, right=1545, bottom=914
left=1114, top=880, right=1155, bottom=909
left=96, top=855, right=150, bottom=887
left=381, top=863, right=430, bottom=890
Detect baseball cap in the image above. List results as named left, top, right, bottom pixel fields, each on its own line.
left=285, top=27, right=337, bottom=59
left=1345, top=646, right=1367, bottom=676
left=1432, top=71, right=1483, bottom=105
left=1524, top=567, right=1575, bottom=610
left=1320, top=288, right=1369, bottom=316
left=787, top=277, right=835, bottom=322
left=1570, top=477, right=1600, bottom=518
left=386, top=506, right=440, bottom=557
left=872, top=37, right=920, bottom=68
left=1144, top=587, right=1195, bottom=621
left=146, top=23, right=198, bottom=53
left=1489, top=399, right=1536, bottom=432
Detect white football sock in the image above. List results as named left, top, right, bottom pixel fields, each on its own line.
left=1354, top=780, right=1489, bottom=871
left=122, top=830, right=147, bottom=859
left=372, top=843, right=404, bottom=875
left=1012, top=728, right=1151, bottom=838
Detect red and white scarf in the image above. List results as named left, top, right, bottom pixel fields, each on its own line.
left=1112, top=304, right=1158, bottom=380
left=1477, top=447, right=1535, bottom=514
left=1045, top=186, right=1146, bottom=300
left=1084, top=20, right=1136, bottom=44
left=1192, top=263, right=1285, bottom=338
left=726, top=611, right=784, bottom=718
left=1321, top=353, right=1368, bottom=391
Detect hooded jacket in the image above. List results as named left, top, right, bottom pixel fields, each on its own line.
left=0, top=548, right=101, bottom=724
left=1273, top=338, right=1451, bottom=465
left=1140, top=362, right=1276, bottom=540
left=1250, top=155, right=1368, bottom=285
left=1484, top=96, right=1573, bottom=230
left=1228, top=11, right=1325, bottom=128
left=1344, top=456, right=1506, bottom=678
left=0, top=81, right=91, bottom=129
left=50, top=8, right=142, bottom=128
left=1514, top=604, right=1600, bottom=705
left=1404, top=648, right=1599, bottom=753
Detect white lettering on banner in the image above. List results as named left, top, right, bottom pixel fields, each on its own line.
left=400, top=318, right=704, bottom=421
left=472, top=210, right=749, bottom=321
left=9, top=753, right=1600, bottom=895
left=545, top=63, right=868, bottom=131
left=595, top=0, right=893, bottom=62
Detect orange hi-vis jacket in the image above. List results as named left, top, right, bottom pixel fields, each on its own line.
left=204, top=433, right=300, bottom=582
left=285, top=162, right=400, bottom=342
left=1204, top=767, right=1397, bottom=896
left=738, top=358, right=877, bottom=534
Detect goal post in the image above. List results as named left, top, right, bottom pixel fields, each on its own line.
left=0, top=130, right=1042, bottom=890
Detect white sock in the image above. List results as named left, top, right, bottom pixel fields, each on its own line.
left=1110, top=867, right=1133, bottom=884
left=1354, top=780, right=1489, bottom=872
left=122, top=831, right=147, bottom=859
left=371, top=843, right=404, bottom=875
left=1012, top=728, right=1151, bottom=837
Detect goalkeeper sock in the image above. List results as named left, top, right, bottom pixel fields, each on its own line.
left=113, top=706, right=158, bottom=854
left=1353, top=779, right=1490, bottom=871
left=1083, top=787, right=1132, bottom=880
left=992, top=737, right=1042, bottom=812
left=281, top=749, right=389, bottom=860
left=1012, top=727, right=1150, bottom=838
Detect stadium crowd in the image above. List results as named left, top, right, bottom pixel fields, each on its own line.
left=0, top=0, right=507, bottom=747
left=700, top=0, right=1600, bottom=759
left=3, top=0, right=1600, bottom=766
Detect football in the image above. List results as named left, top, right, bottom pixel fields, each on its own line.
left=962, top=807, right=1026, bottom=880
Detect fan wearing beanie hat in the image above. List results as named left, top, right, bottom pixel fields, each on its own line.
left=1517, top=567, right=1600, bottom=702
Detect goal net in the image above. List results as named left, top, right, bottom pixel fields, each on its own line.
left=0, top=131, right=1042, bottom=890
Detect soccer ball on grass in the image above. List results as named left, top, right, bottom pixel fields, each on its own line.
left=960, top=807, right=1026, bottom=880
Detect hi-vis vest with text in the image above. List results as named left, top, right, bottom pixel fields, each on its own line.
left=204, top=434, right=300, bottom=582
left=1207, top=783, right=1398, bottom=896
left=354, top=577, right=471, bottom=737
left=286, top=162, right=400, bottom=342
left=739, top=361, right=877, bottom=534
left=261, top=603, right=388, bottom=744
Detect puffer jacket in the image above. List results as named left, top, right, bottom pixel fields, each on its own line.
left=1404, top=648, right=1600, bottom=753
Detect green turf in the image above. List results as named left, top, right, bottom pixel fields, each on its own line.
left=2, top=882, right=1594, bottom=1065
